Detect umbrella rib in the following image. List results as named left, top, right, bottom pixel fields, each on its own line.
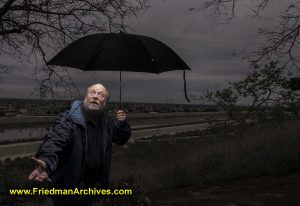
left=133, top=35, right=160, bottom=74
left=84, top=33, right=110, bottom=70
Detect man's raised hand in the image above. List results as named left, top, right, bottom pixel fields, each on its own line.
left=116, top=110, right=126, bottom=124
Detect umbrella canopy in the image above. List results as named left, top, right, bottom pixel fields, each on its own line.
left=47, top=33, right=191, bottom=102
left=289, top=77, right=300, bottom=91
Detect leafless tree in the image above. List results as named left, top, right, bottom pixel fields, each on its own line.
left=191, top=0, right=300, bottom=73
left=190, top=0, right=272, bottom=23
left=191, top=0, right=300, bottom=125
left=0, top=0, right=148, bottom=98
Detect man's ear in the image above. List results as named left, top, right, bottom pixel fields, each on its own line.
left=106, top=95, right=110, bottom=103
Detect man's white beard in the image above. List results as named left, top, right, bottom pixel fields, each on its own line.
left=83, top=101, right=105, bottom=115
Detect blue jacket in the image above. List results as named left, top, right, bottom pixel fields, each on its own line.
left=35, top=100, right=131, bottom=189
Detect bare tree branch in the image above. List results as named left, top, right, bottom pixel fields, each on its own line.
left=0, top=0, right=149, bottom=98
left=191, top=1, right=300, bottom=125
left=190, top=0, right=273, bottom=23
left=0, top=0, right=16, bottom=18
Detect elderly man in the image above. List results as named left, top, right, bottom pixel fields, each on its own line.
left=28, top=84, right=131, bottom=205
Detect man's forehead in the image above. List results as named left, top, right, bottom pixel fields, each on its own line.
left=88, top=84, right=107, bottom=92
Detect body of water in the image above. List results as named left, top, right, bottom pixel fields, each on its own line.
left=0, top=115, right=213, bottom=142
left=0, top=126, right=50, bottom=142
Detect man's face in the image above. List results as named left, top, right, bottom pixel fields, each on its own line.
left=83, top=84, right=108, bottom=112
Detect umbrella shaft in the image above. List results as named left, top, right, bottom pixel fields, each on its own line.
left=119, top=71, right=122, bottom=105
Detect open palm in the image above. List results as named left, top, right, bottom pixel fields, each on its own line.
left=28, top=157, right=51, bottom=182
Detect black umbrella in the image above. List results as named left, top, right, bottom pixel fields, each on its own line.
left=288, top=77, right=300, bottom=91
left=47, top=33, right=191, bottom=103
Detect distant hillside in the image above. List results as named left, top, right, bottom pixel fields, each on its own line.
left=0, top=98, right=221, bottom=116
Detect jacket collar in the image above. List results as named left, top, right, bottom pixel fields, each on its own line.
left=69, top=100, right=108, bottom=127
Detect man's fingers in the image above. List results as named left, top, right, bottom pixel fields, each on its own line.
left=28, top=171, right=37, bottom=180
left=28, top=170, right=44, bottom=181
left=31, top=157, right=46, bottom=168
left=117, top=116, right=126, bottom=121
left=28, top=171, right=42, bottom=182
left=34, top=176, right=43, bottom=182
left=117, top=114, right=125, bottom=118
left=31, top=157, right=47, bottom=171
left=31, top=156, right=40, bottom=164
left=28, top=158, right=49, bottom=182
left=116, top=110, right=126, bottom=122
left=31, top=173, right=50, bottom=182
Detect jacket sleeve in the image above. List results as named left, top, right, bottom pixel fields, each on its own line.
left=111, top=115, right=131, bottom=145
left=35, top=111, right=73, bottom=175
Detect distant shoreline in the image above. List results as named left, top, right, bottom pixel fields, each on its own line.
left=0, top=111, right=227, bottom=126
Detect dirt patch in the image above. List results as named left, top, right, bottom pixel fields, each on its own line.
left=148, top=172, right=300, bottom=206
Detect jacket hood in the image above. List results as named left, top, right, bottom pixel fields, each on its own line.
left=69, top=100, right=85, bottom=126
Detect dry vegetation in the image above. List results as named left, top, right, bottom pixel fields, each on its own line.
left=111, top=118, right=300, bottom=190
left=0, top=118, right=300, bottom=205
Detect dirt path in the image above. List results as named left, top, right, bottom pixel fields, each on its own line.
left=148, top=172, right=300, bottom=206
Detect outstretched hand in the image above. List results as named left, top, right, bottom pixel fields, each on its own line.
left=28, top=157, right=51, bottom=182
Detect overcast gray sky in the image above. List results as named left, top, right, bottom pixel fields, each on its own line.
left=0, top=0, right=289, bottom=103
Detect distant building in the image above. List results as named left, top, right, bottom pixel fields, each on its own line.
left=19, top=108, right=28, bottom=114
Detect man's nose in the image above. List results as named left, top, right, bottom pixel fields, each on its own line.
left=91, top=95, right=99, bottom=100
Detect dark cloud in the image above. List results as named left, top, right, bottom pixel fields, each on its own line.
left=0, top=0, right=292, bottom=103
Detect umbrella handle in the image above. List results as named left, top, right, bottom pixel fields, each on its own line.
left=118, top=104, right=123, bottom=111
